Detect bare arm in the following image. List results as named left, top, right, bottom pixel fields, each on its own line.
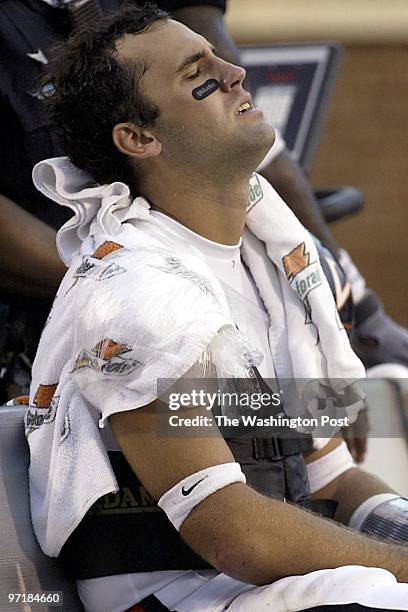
left=111, top=405, right=408, bottom=586
left=306, top=438, right=397, bottom=525
left=0, top=193, right=66, bottom=297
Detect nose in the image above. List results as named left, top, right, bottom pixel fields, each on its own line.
left=219, top=60, right=246, bottom=92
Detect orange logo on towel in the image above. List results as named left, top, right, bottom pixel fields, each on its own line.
left=93, top=339, right=131, bottom=360
left=25, top=383, right=59, bottom=436
left=92, top=241, right=123, bottom=259
left=72, top=338, right=139, bottom=376
left=33, top=383, right=58, bottom=409
left=283, top=242, right=310, bottom=281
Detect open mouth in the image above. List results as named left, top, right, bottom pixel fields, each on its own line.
left=236, top=102, right=252, bottom=115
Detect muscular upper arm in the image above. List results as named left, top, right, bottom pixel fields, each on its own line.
left=304, top=437, right=395, bottom=524
left=303, top=436, right=343, bottom=465
left=109, top=401, right=234, bottom=500
left=0, top=193, right=65, bottom=296
left=110, top=401, right=258, bottom=574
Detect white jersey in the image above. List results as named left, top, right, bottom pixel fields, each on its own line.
left=77, top=211, right=353, bottom=612
left=29, top=157, right=368, bottom=611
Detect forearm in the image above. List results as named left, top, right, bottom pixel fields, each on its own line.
left=0, top=194, right=65, bottom=297
left=181, top=482, right=408, bottom=585
left=314, top=466, right=397, bottom=526
left=112, top=406, right=407, bottom=586
left=260, top=151, right=339, bottom=254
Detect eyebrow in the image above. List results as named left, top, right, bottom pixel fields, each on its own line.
left=175, top=46, right=216, bottom=76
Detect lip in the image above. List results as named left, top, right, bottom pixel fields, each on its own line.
left=237, top=106, right=263, bottom=118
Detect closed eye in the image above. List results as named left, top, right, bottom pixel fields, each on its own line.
left=187, top=68, right=201, bottom=80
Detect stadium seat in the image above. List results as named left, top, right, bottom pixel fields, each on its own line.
left=0, top=405, right=84, bottom=612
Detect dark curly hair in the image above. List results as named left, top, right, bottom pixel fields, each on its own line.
left=43, top=3, right=169, bottom=194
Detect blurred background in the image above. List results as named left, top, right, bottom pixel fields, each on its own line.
left=226, top=0, right=408, bottom=328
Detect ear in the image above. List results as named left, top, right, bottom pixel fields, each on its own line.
left=112, top=122, right=162, bottom=160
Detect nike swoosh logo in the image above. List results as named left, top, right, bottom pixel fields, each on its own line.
left=181, top=476, right=208, bottom=496
left=27, top=49, right=48, bottom=65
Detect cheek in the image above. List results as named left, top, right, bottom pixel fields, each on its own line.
left=156, top=96, right=226, bottom=147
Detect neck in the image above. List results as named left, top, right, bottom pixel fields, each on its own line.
left=140, top=166, right=251, bottom=245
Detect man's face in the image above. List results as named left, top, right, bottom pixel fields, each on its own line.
left=115, top=20, right=275, bottom=173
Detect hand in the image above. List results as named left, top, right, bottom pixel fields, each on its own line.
left=342, top=408, right=369, bottom=463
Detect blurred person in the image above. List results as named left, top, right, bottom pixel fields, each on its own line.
left=26, top=6, right=408, bottom=611
left=0, top=0, right=226, bottom=400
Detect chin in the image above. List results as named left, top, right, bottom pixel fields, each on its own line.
left=263, top=123, right=276, bottom=148
left=243, top=126, right=276, bottom=171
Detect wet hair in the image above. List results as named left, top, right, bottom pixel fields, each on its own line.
left=43, top=3, right=169, bottom=193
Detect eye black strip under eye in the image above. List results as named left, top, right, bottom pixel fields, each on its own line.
left=192, top=79, right=220, bottom=100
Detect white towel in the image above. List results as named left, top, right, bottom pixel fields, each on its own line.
left=243, top=174, right=365, bottom=393
left=33, top=159, right=364, bottom=381
left=28, top=158, right=365, bottom=556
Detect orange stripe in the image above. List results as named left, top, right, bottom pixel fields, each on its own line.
left=33, top=383, right=58, bottom=408
left=92, top=241, right=123, bottom=259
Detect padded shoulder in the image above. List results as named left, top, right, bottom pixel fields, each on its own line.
left=72, top=238, right=231, bottom=346
left=63, top=239, right=233, bottom=423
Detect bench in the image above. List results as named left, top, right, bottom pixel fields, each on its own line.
left=0, top=406, right=84, bottom=611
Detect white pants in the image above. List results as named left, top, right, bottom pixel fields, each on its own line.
left=227, top=566, right=408, bottom=612
left=78, top=566, right=408, bottom=612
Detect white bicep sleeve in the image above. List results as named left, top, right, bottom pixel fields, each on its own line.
left=306, top=441, right=355, bottom=494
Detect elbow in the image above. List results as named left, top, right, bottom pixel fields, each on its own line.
left=180, top=483, right=283, bottom=585
left=210, top=536, right=282, bottom=585
left=180, top=492, right=282, bottom=585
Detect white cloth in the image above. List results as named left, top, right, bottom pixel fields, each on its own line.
left=242, top=173, right=364, bottom=385
left=348, top=493, right=401, bottom=530
left=158, top=462, right=246, bottom=530
left=28, top=157, right=365, bottom=560
left=150, top=210, right=332, bottom=455
left=339, top=248, right=367, bottom=304
left=227, top=566, right=408, bottom=612
left=150, top=210, right=276, bottom=379
left=77, top=565, right=408, bottom=612
left=367, top=363, right=408, bottom=393
left=34, top=157, right=365, bottom=384
left=306, top=441, right=354, bottom=494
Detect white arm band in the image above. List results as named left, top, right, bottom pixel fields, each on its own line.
left=306, top=441, right=355, bottom=494
left=348, top=493, right=401, bottom=530
left=158, top=462, right=246, bottom=531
